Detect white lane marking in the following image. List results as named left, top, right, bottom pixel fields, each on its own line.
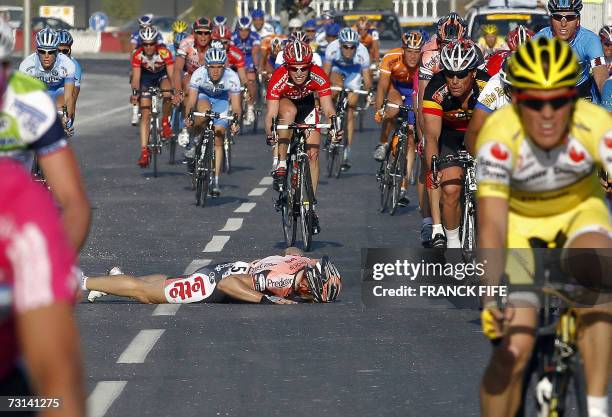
left=259, top=176, right=273, bottom=185
left=152, top=305, right=181, bottom=316
left=219, top=218, right=243, bottom=232
left=234, top=203, right=256, bottom=213
left=79, top=105, right=132, bottom=126
left=248, top=187, right=267, bottom=196
left=87, top=381, right=127, bottom=417
left=117, top=329, right=165, bottom=364
left=183, top=259, right=212, bottom=274
left=203, top=235, right=230, bottom=253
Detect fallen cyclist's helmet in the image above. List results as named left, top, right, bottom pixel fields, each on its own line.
left=139, top=27, right=159, bottom=43
left=507, top=37, right=579, bottom=90
left=56, top=29, right=73, bottom=46
left=205, top=47, right=227, bottom=65
left=304, top=256, right=342, bottom=303
left=36, top=28, right=59, bottom=50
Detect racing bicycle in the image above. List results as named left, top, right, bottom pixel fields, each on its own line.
left=169, top=103, right=183, bottom=165
left=377, top=101, right=413, bottom=215
left=273, top=117, right=334, bottom=251
left=326, top=86, right=369, bottom=178
left=431, top=151, right=477, bottom=259
left=141, top=86, right=174, bottom=178
left=190, top=110, right=236, bottom=207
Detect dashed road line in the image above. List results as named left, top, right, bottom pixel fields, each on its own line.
left=79, top=104, right=132, bottom=126
left=259, top=176, right=273, bottom=185
left=219, top=218, right=244, bottom=232
left=152, top=305, right=181, bottom=316
left=248, top=187, right=267, bottom=196
left=203, top=235, right=230, bottom=252
left=117, top=329, right=165, bottom=364
left=87, top=381, right=127, bottom=417
left=234, top=202, right=256, bottom=213
left=183, top=259, right=212, bottom=274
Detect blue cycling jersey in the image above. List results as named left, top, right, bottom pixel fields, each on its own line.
left=72, top=57, right=82, bottom=88
left=231, top=31, right=261, bottom=58
left=602, top=77, right=612, bottom=111
left=534, top=27, right=605, bottom=87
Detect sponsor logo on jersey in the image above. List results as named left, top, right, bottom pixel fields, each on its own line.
left=12, top=99, right=47, bottom=135
left=267, top=277, right=293, bottom=289
left=159, top=48, right=169, bottom=59
left=568, top=146, right=585, bottom=163
left=491, top=143, right=509, bottom=161
left=309, top=71, right=326, bottom=87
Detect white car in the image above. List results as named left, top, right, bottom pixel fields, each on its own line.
left=465, top=6, right=549, bottom=40
left=0, top=6, right=24, bottom=29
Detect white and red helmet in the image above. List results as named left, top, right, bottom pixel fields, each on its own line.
left=283, top=40, right=313, bottom=65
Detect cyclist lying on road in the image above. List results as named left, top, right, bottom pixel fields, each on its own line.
left=83, top=247, right=342, bottom=305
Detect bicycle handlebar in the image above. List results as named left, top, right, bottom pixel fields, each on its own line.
left=330, top=86, right=370, bottom=95
left=192, top=111, right=237, bottom=121
left=431, top=151, right=474, bottom=181
left=384, top=102, right=414, bottom=112
left=275, top=123, right=332, bottom=130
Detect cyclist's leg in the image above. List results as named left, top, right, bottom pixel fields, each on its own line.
left=139, top=95, right=152, bottom=150
left=193, top=96, right=212, bottom=137
left=277, top=98, right=297, bottom=161
left=440, top=165, right=463, bottom=248
left=306, top=131, right=321, bottom=195
left=160, top=76, right=173, bottom=121
left=329, top=70, right=343, bottom=100
left=213, top=126, right=226, bottom=179
left=344, top=72, right=363, bottom=150
left=85, top=273, right=169, bottom=304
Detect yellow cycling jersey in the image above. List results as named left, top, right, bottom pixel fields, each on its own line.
left=475, top=100, right=612, bottom=217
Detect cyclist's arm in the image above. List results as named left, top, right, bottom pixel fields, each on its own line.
left=361, top=67, right=372, bottom=91
left=371, top=40, right=380, bottom=64
left=216, top=274, right=269, bottom=303
left=236, top=66, right=248, bottom=85
left=375, top=71, right=391, bottom=110
left=252, top=44, right=261, bottom=70
left=323, top=61, right=332, bottom=76
left=131, top=66, right=142, bottom=93
left=265, top=98, right=279, bottom=136
left=319, top=94, right=336, bottom=119
left=417, top=79, right=429, bottom=135
left=172, top=56, right=186, bottom=93
left=592, top=65, right=608, bottom=94
left=183, top=87, right=198, bottom=117
left=63, top=82, right=75, bottom=119
left=39, top=146, right=91, bottom=251
left=423, top=112, right=441, bottom=170
left=230, top=93, right=242, bottom=119
left=18, top=302, right=85, bottom=417
left=165, top=63, right=175, bottom=86
left=465, top=107, right=490, bottom=156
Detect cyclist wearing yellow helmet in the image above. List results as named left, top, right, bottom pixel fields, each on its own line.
left=476, top=37, right=612, bottom=417
left=477, top=24, right=508, bottom=57
left=168, top=20, right=190, bottom=58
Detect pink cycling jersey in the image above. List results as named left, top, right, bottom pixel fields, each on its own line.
left=419, top=37, right=442, bottom=81
left=250, top=255, right=318, bottom=298
left=177, top=35, right=208, bottom=75
left=0, top=159, right=76, bottom=380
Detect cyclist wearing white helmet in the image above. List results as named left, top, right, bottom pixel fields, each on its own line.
left=422, top=39, right=489, bottom=249
left=20, top=28, right=77, bottom=136
left=232, top=16, right=261, bottom=126
left=84, top=248, right=341, bottom=305
left=130, top=14, right=164, bottom=50
left=56, top=29, right=82, bottom=116
left=323, top=27, right=372, bottom=171
left=533, top=0, right=607, bottom=102
left=6, top=21, right=91, bottom=251
left=182, top=47, right=242, bottom=197
left=131, top=26, right=175, bottom=168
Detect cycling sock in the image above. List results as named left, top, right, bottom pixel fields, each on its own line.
left=587, top=396, right=609, bottom=417
left=213, top=176, right=219, bottom=186
left=344, top=146, right=351, bottom=159
left=81, top=276, right=88, bottom=291
left=432, top=223, right=444, bottom=236
left=444, top=227, right=461, bottom=248
left=273, top=157, right=278, bottom=168
left=277, top=160, right=287, bottom=169
left=423, top=217, right=433, bottom=226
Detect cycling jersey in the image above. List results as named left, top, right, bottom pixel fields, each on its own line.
left=0, top=159, right=76, bottom=380
left=19, top=52, right=75, bottom=93
left=252, top=22, right=275, bottom=39
left=485, top=49, right=511, bottom=77
left=0, top=72, right=66, bottom=166
left=475, top=73, right=508, bottom=113
left=231, top=31, right=261, bottom=70
left=379, top=47, right=419, bottom=106
left=477, top=36, right=508, bottom=56
left=476, top=100, right=612, bottom=217
left=189, top=66, right=241, bottom=128
left=359, top=32, right=375, bottom=49
left=419, top=37, right=442, bottom=80
left=534, top=27, right=605, bottom=97
left=130, top=30, right=164, bottom=48
left=324, top=39, right=370, bottom=74
left=227, top=45, right=246, bottom=69
left=266, top=64, right=331, bottom=100
left=422, top=69, right=490, bottom=131
left=131, top=45, right=173, bottom=73
left=250, top=255, right=318, bottom=298
left=71, top=56, right=82, bottom=88
left=177, top=36, right=209, bottom=75
left=602, top=77, right=612, bottom=111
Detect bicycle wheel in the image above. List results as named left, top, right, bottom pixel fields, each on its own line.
left=150, top=117, right=159, bottom=178
left=169, top=108, right=179, bottom=165
left=224, top=138, right=232, bottom=174
left=358, top=108, right=364, bottom=132
left=281, top=163, right=297, bottom=247
left=326, top=142, right=335, bottom=178
left=300, top=160, right=314, bottom=252
left=390, top=139, right=406, bottom=216
left=379, top=153, right=395, bottom=213
left=460, top=194, right=477, bottom=262
left=410, top=151, right=420, bottom=186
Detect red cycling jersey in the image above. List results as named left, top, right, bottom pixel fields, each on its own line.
left=227, top=45, right=246, bottom=69
left=266, top=64, right=331, bottom=101
left=0, top=160, right=76, bottom=380
left=250, top=255, right=318, bottom=298
left=485, top=49, right=511, bottom=77
left=131, top=45, right=174, bottom=73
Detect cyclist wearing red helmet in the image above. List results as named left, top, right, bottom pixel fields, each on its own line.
left=600, top=25, right=612, bottom=72
left=265, top=40, right=340, bottom=235
left=172, top=17, right=213, bottom=106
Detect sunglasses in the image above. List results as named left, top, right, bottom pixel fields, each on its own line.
left=37, top=49, right=57, bottom=55
left=142, top=42, right=156, bottom=47
left=551, top=13, right=579, bottom=22
left=287, top=65, right=311, bottom=73
left=58, top=48, right=70, bottom=54
left=515, top=91, right=577, bottom=110
left=443, top=69, right=471, bottom=79
left=195, top=30, right=212, bottom=35
left=342, top=44, right=356, bottom=50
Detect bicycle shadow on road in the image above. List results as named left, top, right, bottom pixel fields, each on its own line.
left=204, top=196, right=249, bottom=207
left=141, top=171, right=187, bottom=179
left=272, top=240, right=343, bottom=251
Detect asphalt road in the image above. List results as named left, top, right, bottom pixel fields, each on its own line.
left=72, top=63, right=489, bottom=417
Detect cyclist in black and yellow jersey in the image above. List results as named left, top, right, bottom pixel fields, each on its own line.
left=476, top=37, right=612, bottom=417
left=422, top=39, right=489, bottom=249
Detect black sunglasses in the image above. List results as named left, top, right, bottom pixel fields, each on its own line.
left=443, top=69, right=470, bottom=79
left=515, top=91, right=577, bottom=110
left=142, top=42, right=156, bottom=47
left=551, top=13, right=579, bottom=22
left=342, top=44, right=356, bottom=50
left=195, top=30, right=212, bottom=35
left=37, top=49, right=57, bottom=55
left=59, top=48, right=71, bottom=54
